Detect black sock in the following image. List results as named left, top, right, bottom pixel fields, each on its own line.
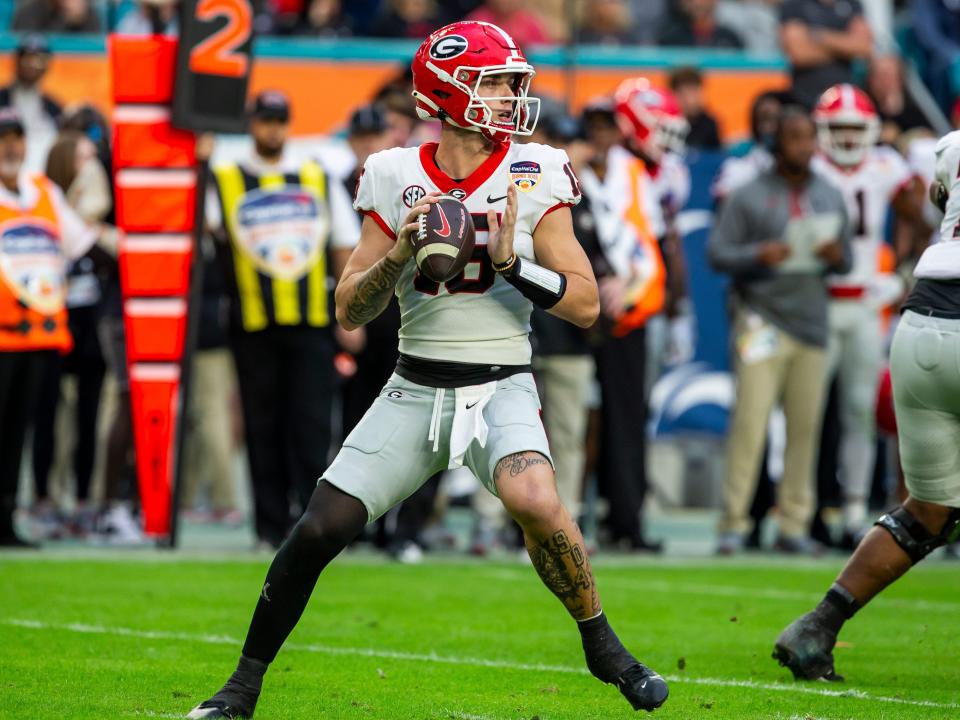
left=240, top=483, right=367, bottom=664
left=577, top=612, right=637, bottom=683
left=814, top=583, right=860, bottom=634
left=226, top=656, right=267, bottom=694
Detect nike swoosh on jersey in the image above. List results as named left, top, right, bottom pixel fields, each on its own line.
left=486, top=194, right=507, bottom=203
left=465, top=400, right=480, bottom=409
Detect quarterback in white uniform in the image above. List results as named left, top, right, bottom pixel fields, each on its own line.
left=773, top=130, right=960, bottom=684
left=810, top=84, right=922, bottom=544
left=186, top=21, right=668, bottom=720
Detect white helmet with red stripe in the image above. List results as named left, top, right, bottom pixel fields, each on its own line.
left=612, top=77, right=688, bottom=163
left=411, top=21, right=539, bottom=144
left=813, top=84, right=880, bottom=168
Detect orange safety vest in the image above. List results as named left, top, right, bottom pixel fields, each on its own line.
left=0, top=174, right=71, bottom=352
left=612, top=157, right=666, bottom=337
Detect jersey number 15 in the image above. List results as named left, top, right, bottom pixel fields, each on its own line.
left=414, top=212, right=498, bottom=295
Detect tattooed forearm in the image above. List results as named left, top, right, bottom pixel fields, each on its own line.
left=495, top=452, right=551, bottom=480
left=344, top=254, right=406, bottom=326
left=528, top=529, right=601, bottom=620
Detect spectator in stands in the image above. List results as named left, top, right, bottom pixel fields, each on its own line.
left=865, top=54, right=930, bottom=144
left=709, top=107, right=852, bottom=555
left=0, top=35, right=62, bottom=175
left=669, top=66, right=722, bottom=150
left=909, top=0, right=960, bottom=114
left=13, top=0, right=101, bottom=33
left=658, top=0, right=744, bottom=49
left=30, top=130, right=111, bottom=540
left=116, top=0, right=179, bottom=35
left=288, top=0, right=354, bottom=36
left=778, top=0, right=873, bottom=109
left=717, top=0, right=781, bottom=52
left=466, top=0, right=550, bottom=46
left=577, top=0, right=648, bottom=45
left=370, top=0, right=444, bottom=39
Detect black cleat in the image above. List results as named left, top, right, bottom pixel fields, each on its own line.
left=615, top=662, right=669, bottom=712
left=186, top=683, right=259, bottom=719
left=773, top=611, right=844, bottom=682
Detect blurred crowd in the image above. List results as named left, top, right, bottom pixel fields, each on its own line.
left=1, top=0, right=959, bottom=557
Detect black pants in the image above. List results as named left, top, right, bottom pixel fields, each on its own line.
left=0, top=350, right=50, bottom=536
left=32, top=307, right=106, bottom=502
left=231, top=326, right=334, bottom=546
left=595, top=326, right=648, bottom=542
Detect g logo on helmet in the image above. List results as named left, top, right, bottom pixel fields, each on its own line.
left=429, top=34, right=468, bottom=61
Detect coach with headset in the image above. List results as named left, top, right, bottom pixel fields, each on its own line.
left=207, top=91, right=360, bottom=548
left=708, top=107, right=852, bottom=556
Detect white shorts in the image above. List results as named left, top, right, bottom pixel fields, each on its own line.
left=322, top=372, right=553, bottom=521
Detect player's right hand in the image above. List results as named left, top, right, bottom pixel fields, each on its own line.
left=393, top=192, right=444, bottom=262
left=757, top=242, right=791, bottom=267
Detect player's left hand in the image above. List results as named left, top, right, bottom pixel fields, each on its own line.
left=815, top=240, right=844, bottom=266
left=487, top=182, right=517, bottom=265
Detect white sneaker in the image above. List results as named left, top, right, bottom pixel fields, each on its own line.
left=95, top=505, right=145, bottom=545
left=395, top=541, right=424, bottom=565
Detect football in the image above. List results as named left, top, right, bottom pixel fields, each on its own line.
left=412, top=195, right=476, bottom=283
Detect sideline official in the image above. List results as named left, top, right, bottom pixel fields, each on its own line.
left=0, top=109, right=105, bottom=547
left=207, top=92, right=360, bottom=548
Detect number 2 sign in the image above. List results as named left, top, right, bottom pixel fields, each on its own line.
left=173, top=0, right=257, bottom=134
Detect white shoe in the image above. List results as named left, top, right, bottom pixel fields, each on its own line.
left=95, top=505, right=145, bottom=545
left=395, top=541, right=424, bottom=564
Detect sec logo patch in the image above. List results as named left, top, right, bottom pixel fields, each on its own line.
left=509, top=161, right=541, bottom=192
left=402, top=185, right=426, bottom=208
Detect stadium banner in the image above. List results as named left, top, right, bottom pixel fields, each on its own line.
left=0, top=35, right=787, bottom=144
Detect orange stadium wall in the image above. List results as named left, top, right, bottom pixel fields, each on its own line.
left=0, top=37, right=788, bottom=143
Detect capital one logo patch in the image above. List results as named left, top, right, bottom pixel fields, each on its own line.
left=429, top=34, right=468, bottom=60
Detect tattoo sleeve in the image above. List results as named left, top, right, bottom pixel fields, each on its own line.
left=344, top=254, right=406, bottom=326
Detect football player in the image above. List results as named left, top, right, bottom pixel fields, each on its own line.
left=773, top=130, right=960, bottom=682
left=810, top=84, right=924, bottom=547
left=187, top=21, right=668, bottom=719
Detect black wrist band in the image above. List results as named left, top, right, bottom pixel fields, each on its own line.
left=503, top=256, right=566, bottom=309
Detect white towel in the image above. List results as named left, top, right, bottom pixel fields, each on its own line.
left=447, top=381, right=498, bottom=469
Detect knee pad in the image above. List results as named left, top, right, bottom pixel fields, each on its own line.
left=875, top=506, right=960, bottom=564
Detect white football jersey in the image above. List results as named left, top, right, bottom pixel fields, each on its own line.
left=648, top=151, right=690, bottom=234
left=915, top=130, right=960, bottom=279
left=812, top=146, right=913, bottom=287
left=712, top=145, right=774, bottom=200
left=354, top=141, right=580, bottom=365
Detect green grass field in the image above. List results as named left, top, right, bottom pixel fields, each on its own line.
left=1, top=552, right=957, bottom=720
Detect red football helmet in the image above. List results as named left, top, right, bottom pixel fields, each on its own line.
left=813, top=84, right=879, bottom=168
left=612, top=77, right=688, bottom=163
left=411, top=21, right=539, bottom=143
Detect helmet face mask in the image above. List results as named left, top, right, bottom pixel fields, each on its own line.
left=412, top=22, right=540, bottom=143
left=814, top=84, right=879, bottom=168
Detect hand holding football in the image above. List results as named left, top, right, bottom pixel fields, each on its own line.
left=412, top=195, right=476, bottom=282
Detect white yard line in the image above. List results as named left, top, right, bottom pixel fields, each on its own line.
left=5, top=618, right=957, bottom=712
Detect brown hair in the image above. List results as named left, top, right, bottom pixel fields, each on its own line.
left=45, top=130, right=86, bottom=193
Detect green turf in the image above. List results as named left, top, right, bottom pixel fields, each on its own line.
left=1, top=552, right=957, bottom=719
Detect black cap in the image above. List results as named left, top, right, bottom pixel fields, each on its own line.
left=16, top=33, right=51, bottom=57
left=0, top=108, right=25, bottom=136
left=249, top=91, right=290, bottom=122
left=348, top=104, right=387, bottom=136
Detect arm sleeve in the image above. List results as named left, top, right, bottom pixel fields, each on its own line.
left=328, top=174, right=361, bottom=250
left=50, top=183, right=97, bottom=261
left=707, top=191, right=761, bottom=275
